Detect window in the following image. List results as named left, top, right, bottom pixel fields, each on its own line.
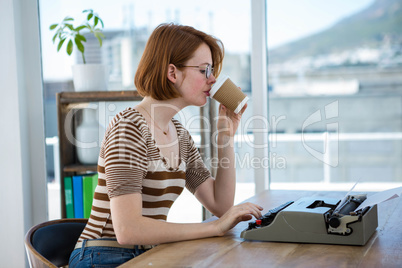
left=267, top=0, right=402, bottom=191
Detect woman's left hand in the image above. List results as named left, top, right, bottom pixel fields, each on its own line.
left=216, top=102, right=247, bottom=138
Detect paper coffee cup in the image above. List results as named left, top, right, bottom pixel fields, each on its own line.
left=210, top=75, right=249, bottom=114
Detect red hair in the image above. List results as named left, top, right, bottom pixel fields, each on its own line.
left=135, top=23, right=224, bottom=100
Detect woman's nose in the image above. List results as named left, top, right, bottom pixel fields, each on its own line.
left=208, top=74, right=216, bottom=84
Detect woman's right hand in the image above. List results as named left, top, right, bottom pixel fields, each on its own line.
left=213, top=202, right=263, bottom=236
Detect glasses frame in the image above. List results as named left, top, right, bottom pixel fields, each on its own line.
left=180, top=64, right=214, bottom=79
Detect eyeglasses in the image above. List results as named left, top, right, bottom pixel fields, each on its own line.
left=180, top=64, right=214, bottom=79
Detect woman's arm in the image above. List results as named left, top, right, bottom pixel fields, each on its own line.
left=194, top=135, right=235, bottom=217
left=111, top=192, right=262, bottom=245
left=195, top=104, right=247, bottom=217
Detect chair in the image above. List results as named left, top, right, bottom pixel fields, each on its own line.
left=25, top=218, right=87, bottom=268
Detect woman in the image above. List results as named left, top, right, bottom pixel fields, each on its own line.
left=69, top=23, right=263, bottom=267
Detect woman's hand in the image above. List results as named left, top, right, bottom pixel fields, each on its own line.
left=216, top=102, right=247, bottom=138
left=213, top=202, right=263, bottom=236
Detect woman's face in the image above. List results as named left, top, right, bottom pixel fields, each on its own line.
left=175, top=43, right=216, bottom=107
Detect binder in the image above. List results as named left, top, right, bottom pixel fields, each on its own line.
left=83, top=173, right=98, bottom=218
left=72, top=175, right=84, bottom=218
left=64, top=176, right=74, bottom=218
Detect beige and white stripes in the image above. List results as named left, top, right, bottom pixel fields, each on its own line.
left=78, top=108, right=211, bottom=242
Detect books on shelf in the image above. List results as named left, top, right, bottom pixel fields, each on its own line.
left=83, top=173, right=98, bottom=218
left=63, top=176, right=74, bottom=218
left=64, top=173, right=98, bottom=218
left=72, top=175, right=84, bottom=218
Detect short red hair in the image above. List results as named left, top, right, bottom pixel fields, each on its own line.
left=135, top=23, right=224, bottom=100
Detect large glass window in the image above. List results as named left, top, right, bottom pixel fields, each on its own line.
left=39, top=0, right=253, bottom=221
left=267, top=0, right=402, bottom=191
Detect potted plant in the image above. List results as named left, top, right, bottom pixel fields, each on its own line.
left=50, top=9, right=108, bottom=91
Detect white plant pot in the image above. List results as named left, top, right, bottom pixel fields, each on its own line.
left=72, top=64, right=109, bottom=91
left=76, top=108, right=100, bottom=164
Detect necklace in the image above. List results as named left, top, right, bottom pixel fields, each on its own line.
left=140, top=106, right=170, bottom=135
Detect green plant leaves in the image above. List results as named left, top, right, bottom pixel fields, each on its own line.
left=94, top=31, right=104, bottom=47
left=75, top=25, right=87, bottom=32
left=76, top=34, right=87, bottom=42
left=67, top=39, right=73, bottom=55
left=75, top=37, right=85, bottom=53
left=65, top=24, right=74, bottom=31
left=52, top=32, right=58, bottom=43
left=98, top=17, right=104, bottom=28
left=50, top=9, right=105, bottom=63
left=57, top=38, right=66, bottom=52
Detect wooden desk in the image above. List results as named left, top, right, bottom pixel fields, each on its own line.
left=120, top=190, right=402, bottom=267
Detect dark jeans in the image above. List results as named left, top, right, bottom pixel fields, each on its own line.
left=69, top=239, right=148, bottom=268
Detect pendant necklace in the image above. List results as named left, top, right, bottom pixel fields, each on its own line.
left=141, top=107, right=169, bottom=135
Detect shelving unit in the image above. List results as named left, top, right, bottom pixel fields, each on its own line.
left=56, top=90, right=143, bottom=218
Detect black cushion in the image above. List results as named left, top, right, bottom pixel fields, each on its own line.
left=32, top=222, right=86, bottom=266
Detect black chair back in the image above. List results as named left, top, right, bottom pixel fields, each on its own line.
left=25, top=218, right=87, bottom=267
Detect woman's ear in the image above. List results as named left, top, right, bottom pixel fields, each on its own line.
left=167, top=64, right=177, bottom=83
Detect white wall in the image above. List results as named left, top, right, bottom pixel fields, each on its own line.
left=0, top=0, right=47, bottom=267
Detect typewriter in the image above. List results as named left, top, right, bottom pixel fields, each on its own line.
left=241, top=194, right=378, bottom=245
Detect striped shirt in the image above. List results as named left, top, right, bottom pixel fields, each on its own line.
left=78, top=108, right=211, bottom=242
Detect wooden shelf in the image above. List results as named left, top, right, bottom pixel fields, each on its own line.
left=57, top=90, right=143, bottom=218
left=63, top=164, right=98, bottom=173
left=58, top=90, right=142, bottom=103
